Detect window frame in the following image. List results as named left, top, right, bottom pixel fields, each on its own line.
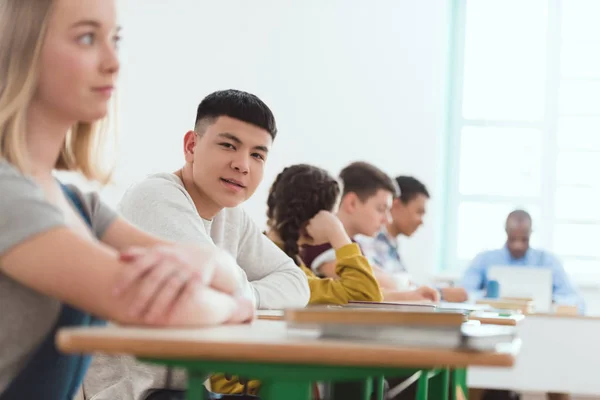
left=442, top=0, right=600, bottom=283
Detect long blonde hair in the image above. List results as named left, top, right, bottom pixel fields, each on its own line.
left=0, top=0, right=114, bottom=184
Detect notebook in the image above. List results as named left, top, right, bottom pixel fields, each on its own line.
left=284, top=306, right=516, bottom=351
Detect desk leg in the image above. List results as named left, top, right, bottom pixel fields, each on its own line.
left=260, top=380, right=312, bottom=400
left=428, top=368, right=449, bottom=400
left=416, top=372, right=429, bottom=400
left=329, top=379, right=373, bottom=400
left=373, top=376, right=386, bottom=400
left=451, top=369, right=468, bottom=400
left=187, top=372, right=209, bottom=400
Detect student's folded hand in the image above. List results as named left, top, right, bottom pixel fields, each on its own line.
left=113, top=244, right=245, bottom=325
left=305, top=210, right=351, bottom=249
left=414, top=285, right=441, bottom=302
left=440, top=287, right=468, bottom=303
left=383, top=285, right=440, bottom=302
left=227, top=295, right=256, bottom=323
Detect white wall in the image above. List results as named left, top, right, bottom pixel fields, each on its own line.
left=105, top=0, right=451, bottom=280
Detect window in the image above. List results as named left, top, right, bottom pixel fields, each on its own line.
left=445, top=0, right=600, bottom=281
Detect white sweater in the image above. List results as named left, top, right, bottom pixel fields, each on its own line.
left=82, top=173, right=309, bottom=400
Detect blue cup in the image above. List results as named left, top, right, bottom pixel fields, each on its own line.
left=486, top=280, right=500, bottom=299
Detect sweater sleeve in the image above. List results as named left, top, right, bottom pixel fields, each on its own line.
left=236, top=208, right=310, bottom=309
left=117, top=176, right=256, bottom=305
left=303, top=243, right=383, bottom=305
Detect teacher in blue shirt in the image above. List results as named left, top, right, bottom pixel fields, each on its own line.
left=460, top=209, right=584, bottom=314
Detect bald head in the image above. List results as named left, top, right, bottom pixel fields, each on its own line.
left=505, top=210, right=532, bottom=259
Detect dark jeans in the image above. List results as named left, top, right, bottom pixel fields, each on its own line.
left=142, top=389, right=186, bottom=400
left=143, top=389, right=260, bottom=400
left=481, top=390, right=521, bottom=400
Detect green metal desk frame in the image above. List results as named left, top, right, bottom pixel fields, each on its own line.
left=141, top=358, right=468, bottom=400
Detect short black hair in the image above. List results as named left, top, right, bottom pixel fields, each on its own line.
left=194, top=89, right=277, bottom=139
left=506, top=209, right=532, bottom=227
left=339, top=161, right=398, bottom=201
left=395, top=176, right=430, bottom=204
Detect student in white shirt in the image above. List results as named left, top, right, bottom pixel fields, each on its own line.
left=83, top=90, right=310, bottom=400
left=356, top=176, right=468, bottom=301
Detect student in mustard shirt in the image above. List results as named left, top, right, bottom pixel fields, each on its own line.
left=265, top=163, right=383, bottom=304
left=211, top=164, right=383, bottom=399
left=267, top=164, right=436, bottom=400
left=303, top=161, right=440, bottom=303
left=299, top=162, right=440, bottom=400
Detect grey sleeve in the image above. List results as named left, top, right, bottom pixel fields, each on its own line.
left=65, top=185, right=118, bottom=239
left=0, top=163, right=66, bottom=257
left=117, top=178, right=212, bottom=244
left=236, top=209, right=310, bottom=309
left=117, top=178, right=257, bottom=305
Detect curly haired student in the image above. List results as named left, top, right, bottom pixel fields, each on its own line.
left=206, top=164, right=382, bottom=398
left=264, top=164, right=440, bottom=400
left=208, top=164, right=383, bottom=399
left=265, top=163, right=383, bottom=304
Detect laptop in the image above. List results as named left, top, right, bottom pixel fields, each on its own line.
left=487, top=266, right=553, bottom=313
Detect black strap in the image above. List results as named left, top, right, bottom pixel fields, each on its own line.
left=62, top=183, right=92, bottom=226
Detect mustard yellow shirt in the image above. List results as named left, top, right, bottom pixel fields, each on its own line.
left=300, top=242, right=383, bottom=304
left=210, top=242, right=382, bottom=395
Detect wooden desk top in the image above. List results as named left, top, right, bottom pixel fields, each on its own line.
left=56, top=320, right=518, bottom=368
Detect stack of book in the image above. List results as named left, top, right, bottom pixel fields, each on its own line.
left=284, top=304, right=517, bottom=351
left=475, top=298, right=535, bottom=314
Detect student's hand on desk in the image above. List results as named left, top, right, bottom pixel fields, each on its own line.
left=305, top=210, right=352, bottom=249
left=440, top=287, right=468, bottom=303
left=384, top=285, right=440, bottom=302
left=114, top=244, right=246, bottom=324
left=226, top=295, right=256, bottom=323
left=371, top=265, right=399, bottom=291
left=167, top=285, right=255, bottom=326
left=412, top=285, right=441, bottom=302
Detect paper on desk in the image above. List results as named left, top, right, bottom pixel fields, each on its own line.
left=438, top=302, right=492, bottom=312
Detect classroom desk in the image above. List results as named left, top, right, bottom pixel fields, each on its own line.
left=57, top=320, right=519, bottom=400
left=258, top=308, right=521, bottom=399
left=469, top=313, right=600, bottom=396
